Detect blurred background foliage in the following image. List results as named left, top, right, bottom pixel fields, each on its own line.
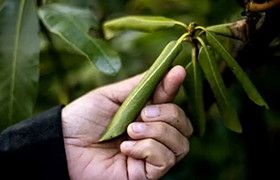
left=4, top=0, right=280, bottom=179
left=38, top=0, right=280, bottom=180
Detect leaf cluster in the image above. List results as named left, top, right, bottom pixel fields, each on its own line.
left=101, top=15, right=268, bottom=139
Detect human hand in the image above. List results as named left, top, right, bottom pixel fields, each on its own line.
left=62, top=65, right=193, bottom=180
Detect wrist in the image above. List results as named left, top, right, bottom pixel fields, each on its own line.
left=61, top=106, right=72, bottom=138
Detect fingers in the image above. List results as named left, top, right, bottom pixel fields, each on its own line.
left=152, top=66, right=186, bottom=104
left=126, top=157, right=146, bottom=180
left=121, top=139, right=176, bottom=180
left=127, top=103, right=192, bottom=163
left=141, top=104, right=193, bottom=137
left=127, top=122, right=189, bottom=161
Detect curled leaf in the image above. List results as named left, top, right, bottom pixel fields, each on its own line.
left=183, top=46, right=205, bottom=136
left=99, top=40, right=182, bottom=142
left=103, top=16, right=187, bottom=39
left=197, top=39, right=242, bottom=133
left=206, top=31, right=268, bottom=109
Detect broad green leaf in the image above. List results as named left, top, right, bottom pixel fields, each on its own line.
left=0, top=0, right=7, bottom=11
left=183, top=49, right=205, bottom=136
left=38, top=3, right=121, bottom=75
left=103, top=16, right=187, bottom=39
left=0, top=0, right=40, bottom=130
left=198, top=43, right=242, bottom=133
left=206, top=31, right=268, bottom=109
left=49, top=3, right=99, bottom=31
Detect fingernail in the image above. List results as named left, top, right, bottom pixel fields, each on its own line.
left=123, top=141, right=136, bottom=148
left=132, top=123, right=146, bottom=133
left=144, top=105, right=160, bottom=118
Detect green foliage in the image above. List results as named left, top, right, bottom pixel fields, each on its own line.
left=206, top=22, right=236, bottom=38
left=0, top=0, right=123, bottom=129
left=100, top=13, right=268, bottom=139
left=103, top=16, right=187, bottom=39
left=1, top=0, right=277, bottom=179
left=0, top=0, right=40, bottom=130
left=183, top=54, right=205, bottom=136
left=206, top=31, right=269, bottom=109
left=38, top=3, right=121, bottom=75
left=0, top=0, right=7, bottom=11
left=190, top=46, right=205, bottom=136
left=198, top=44, right=241, bottom=133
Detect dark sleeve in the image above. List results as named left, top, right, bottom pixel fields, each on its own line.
left=0, top=105, right=70, bottom=180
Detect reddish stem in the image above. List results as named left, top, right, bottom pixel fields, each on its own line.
left=250, top=0, right=280, bottom=12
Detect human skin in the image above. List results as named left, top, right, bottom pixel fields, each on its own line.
left=62, top=66, right=193, bottom=180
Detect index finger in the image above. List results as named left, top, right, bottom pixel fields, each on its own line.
left=140, top=103, right=193, bottom=138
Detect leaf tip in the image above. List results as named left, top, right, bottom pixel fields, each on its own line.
left=228, top=122, right=243, bottom=134
left=98, top=134, right=113, bottom=142
left=236, top=127, right=243, bottom=133
left=264, top=103, right=269, bottom=110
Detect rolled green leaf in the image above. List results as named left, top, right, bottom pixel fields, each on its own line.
left=38, top=3, right=121, bottom=75
left=206, top=31, right=268, bottom=109
left=0, top=0, right=7, bottom=11
left=103, top=16, right=187, bottom=39
left=0, top=0, right=40, bottom=130
left=99, top=40, right=182, bottom=142
left=197, top=40, right=242, bottom=133
left=206, top=20, right=248, bottom=42
left=183, top=47, right=205, bottom=136
left=192, top=46, right=206, bottom=136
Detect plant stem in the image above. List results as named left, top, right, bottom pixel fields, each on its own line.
left=177, top=32, right=190, bottom=44
left=250, top=0, right=280, bottom=12
left=176, top=21, right=188, bottom=31
left=195, top=36, right=206, bottom=47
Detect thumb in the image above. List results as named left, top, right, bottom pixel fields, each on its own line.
left=96, top=72, right=146, bottom=104
left=97, top=66, right=186, bottom=105
left=152, top=65, right=186, bottom=104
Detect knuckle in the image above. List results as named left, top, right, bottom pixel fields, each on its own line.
left=146, top=168, right=160, bottom=180
left=145, top=139, right=155, bottom=149
left=186, top=117, right=194, bottom=137
left=174, top=138, right=189, bottom=157
left=162, top=153, right=176, bottom=170
left=167, top=155, right=176, bottom=167
left=189, top=123, right=194, bottom=136
left=151, top=122, right=168, bottom=138
left=140, top=139, right=154, bottom=157
left=181, top=138, right=190, bottom=155
left=170, top=104, right=180, bottom=119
